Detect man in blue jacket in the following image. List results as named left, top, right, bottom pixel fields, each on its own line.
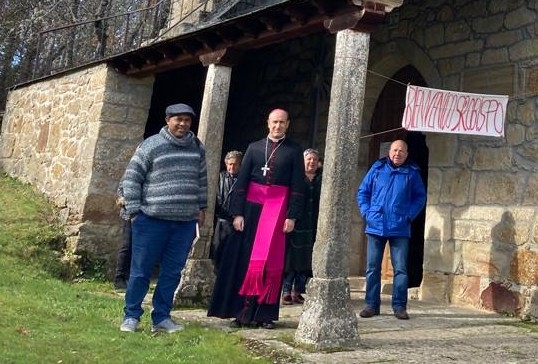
left=357, top=139, right=426, bottom=320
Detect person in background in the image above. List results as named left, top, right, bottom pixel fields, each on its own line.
left=210, top=150, right=243, bottom=272
left=113, top=180, right=132, bottom=290
left=119, top=103, right=207, bottom=334
left=281, top=148, right=322, bottom=305
left=207, top=108, right=305, bottom=329
left=357, top=139, right=426, bottom=320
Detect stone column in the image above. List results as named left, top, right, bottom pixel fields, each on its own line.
left=175, top=49, right=239, bottom=306
left=295, top=29, right=371, bottom=349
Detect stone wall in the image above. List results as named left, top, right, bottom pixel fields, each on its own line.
left=0, top=64, right=154, bottom=272
left=364, top=0, right=538, bottom=317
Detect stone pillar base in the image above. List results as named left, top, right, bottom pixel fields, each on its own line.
left=174, top=258, right=215, bottom=307
left=295, top=277, right=360, bottom=350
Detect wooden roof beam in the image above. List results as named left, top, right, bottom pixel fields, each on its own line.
left=311, top=0, right=349, bottom=15
left=258, top=13, right=287, bottom=32
left=160, top=44, right=184, bottom=59
left=111, top=58, right=131, bottom=73
left=195, top=32, right=223, bottom=50
left=283, top=4, right=316, bottom=25
left=179, top=39, right=204, bottom=55
left=324, top=0, right=400, bottom=34
left=234, top=19, right=265, bottom=38
left=351, top=0, right=404, bottom=12
left=137, top=48, right=165, bottom=65
left=215, top=26, right=243, bottom=44
left=128, top=54, right=146, bottom=70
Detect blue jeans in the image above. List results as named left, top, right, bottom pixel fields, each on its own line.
left=364, top=234, right=409, bottom=311
left=123, top=212, right=196, bottom=325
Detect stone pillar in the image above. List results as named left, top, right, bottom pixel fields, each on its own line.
left=295, top=29, right=371, bottom=349
left=175, top=49, right=239, bottom=306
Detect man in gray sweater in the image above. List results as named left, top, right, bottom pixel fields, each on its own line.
left=119, top=103, right=208, bottom=334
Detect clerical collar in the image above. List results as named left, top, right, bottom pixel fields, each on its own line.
left=267, top=134, right=286, bottom=143
left=262, top=135, right=286, bottom=176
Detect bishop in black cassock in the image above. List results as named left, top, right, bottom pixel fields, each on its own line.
left=207, top=109, right=304, bottom=328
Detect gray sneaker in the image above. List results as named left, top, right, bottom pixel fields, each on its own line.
left=120, top=317, right=139, bottom=332
left=151, top=318, right=184, bottom=333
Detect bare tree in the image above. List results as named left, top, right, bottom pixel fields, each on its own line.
left=93, top=0, right=111, bottom=57
left=0, top=0, right=168, bottom=108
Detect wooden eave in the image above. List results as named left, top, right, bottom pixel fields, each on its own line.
left=110, top=0, right=389, bottom=76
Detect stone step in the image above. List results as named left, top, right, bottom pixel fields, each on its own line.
left=348, top=276, right=394, bottom=294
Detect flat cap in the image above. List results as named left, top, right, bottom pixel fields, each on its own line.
left=165, top=103, right=196, bottom=118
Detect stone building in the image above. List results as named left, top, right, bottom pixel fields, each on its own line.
left=0, top=0, right=537, bottom=344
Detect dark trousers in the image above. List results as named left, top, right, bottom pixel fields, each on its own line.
left=282, top=270, right=307, bottom=294
left=114, top=219, right=132, bottom=282
left=209, top=218, right=233, bottom=272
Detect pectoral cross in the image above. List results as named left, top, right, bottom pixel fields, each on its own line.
left=261, top=164, right=270, bottom=176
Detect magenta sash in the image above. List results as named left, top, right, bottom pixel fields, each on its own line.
left=238, top=182, right=289, bottom=304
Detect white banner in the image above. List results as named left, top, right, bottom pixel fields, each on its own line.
left=401, top=85, right=508, bottom=137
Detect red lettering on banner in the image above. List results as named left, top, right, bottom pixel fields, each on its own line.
left=402, top=85, right=507, bottom=137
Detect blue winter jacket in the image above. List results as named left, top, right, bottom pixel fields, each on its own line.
left=357, top=157, right=426, bottom=238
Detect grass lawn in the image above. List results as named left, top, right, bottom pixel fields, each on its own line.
left=0, top=174, right=271, bottom=364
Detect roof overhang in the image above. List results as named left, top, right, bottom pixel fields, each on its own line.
left=111, top=0, right=401, bottom=76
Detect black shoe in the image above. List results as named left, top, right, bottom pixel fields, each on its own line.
left=114, top=279, right=127, bottom=290
left=394, top=309, right=409, bottom=320
left=258, top=321, right=275, bottom=329
left=359, top=307, right=380, bottom=318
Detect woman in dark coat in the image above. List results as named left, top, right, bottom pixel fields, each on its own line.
left=281, top=148, right=322, bottom=304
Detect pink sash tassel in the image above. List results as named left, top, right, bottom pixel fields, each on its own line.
left=238, top=182, right=289, bottom=304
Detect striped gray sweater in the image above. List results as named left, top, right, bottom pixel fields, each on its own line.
left=122, top=127, right=208, bottom=221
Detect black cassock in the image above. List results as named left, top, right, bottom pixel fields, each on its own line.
left=207, top=136, right=304, bottom=324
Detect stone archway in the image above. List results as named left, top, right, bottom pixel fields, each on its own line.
left=362, top=38, right=442, bottom=126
